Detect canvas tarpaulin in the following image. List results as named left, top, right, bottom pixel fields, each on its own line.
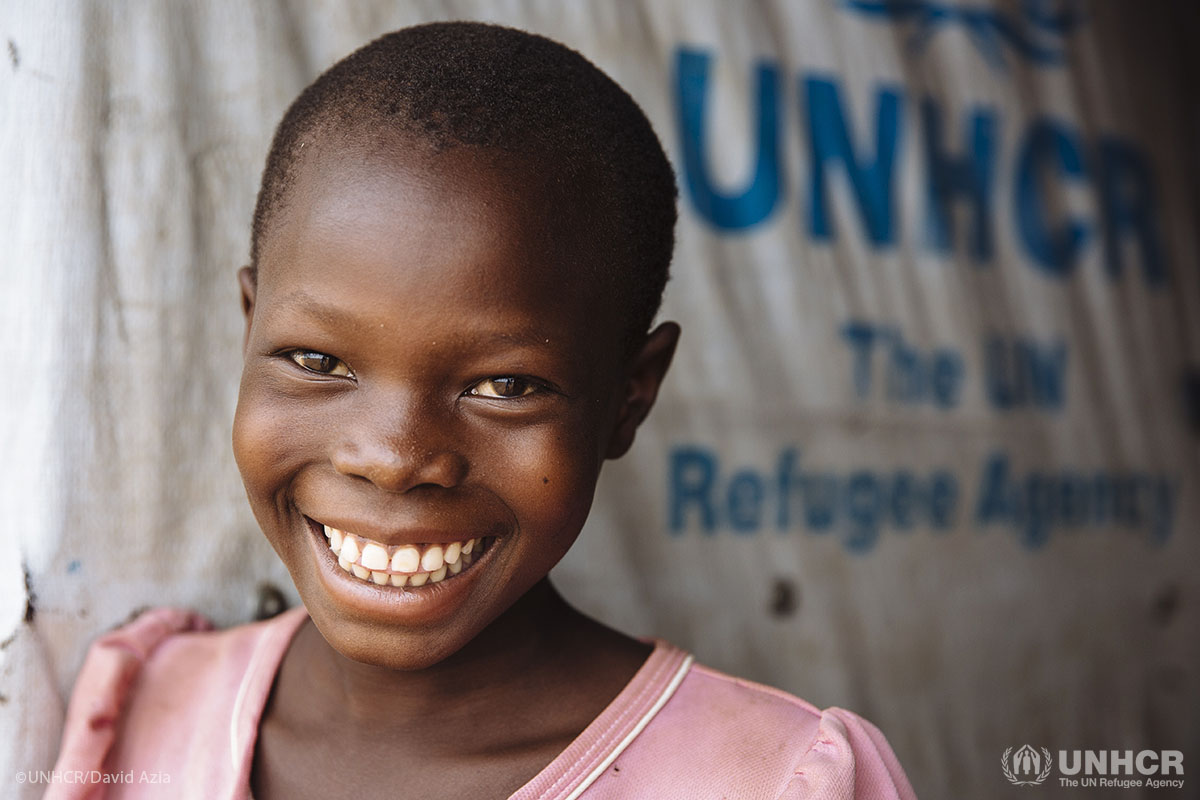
left=3, top=2, right=1198, bottom=797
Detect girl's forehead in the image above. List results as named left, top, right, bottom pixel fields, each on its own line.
left=260, top=141, right=617, bottom=315
left=253, top=145, right=629, bottom=364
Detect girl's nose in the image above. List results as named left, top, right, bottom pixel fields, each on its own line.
left=330, top=405, right=468, bottom=492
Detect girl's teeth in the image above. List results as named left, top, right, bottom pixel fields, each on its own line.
left=320, top=524, right=486, bottom=588
left=329, top=528, right=344, bottom=552
left=421, top=545, right=444, bottom=573
left=391, top=546, right=420, bottom=573
left=360, top=543, right=389, bottom=571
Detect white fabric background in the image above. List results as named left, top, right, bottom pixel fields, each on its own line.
left=3, top=2, right=1197, bottom=798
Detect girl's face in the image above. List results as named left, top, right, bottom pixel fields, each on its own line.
left=233, top=143, right=649, bottom=670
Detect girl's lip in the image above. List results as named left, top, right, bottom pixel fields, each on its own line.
left=307, top=517, right=493, bottom=549
left=302, top=514, right=502, bottom=625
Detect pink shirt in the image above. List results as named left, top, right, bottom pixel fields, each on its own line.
left=49, top=607, right=916, bottom=799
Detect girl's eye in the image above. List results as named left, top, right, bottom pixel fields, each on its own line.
left=469, top=377, right=539, bottom=399
left=289, top=351, right=353, bottom=377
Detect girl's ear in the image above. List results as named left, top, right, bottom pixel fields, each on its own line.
left=605, top=322, right=681, bottom=459
left=237, top=266, right=257, bottom=355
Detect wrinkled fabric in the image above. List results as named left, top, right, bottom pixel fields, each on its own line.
left=8, top=4, right=1199, bottom=799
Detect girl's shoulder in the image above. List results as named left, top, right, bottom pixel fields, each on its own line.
left=653, top=655, right=917, bottom=799
left=48, top=606, right=307, bottom=800
left=517, top=640, right=917, bottom=800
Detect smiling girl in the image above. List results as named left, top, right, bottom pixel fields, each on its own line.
left=50, top=22, right=915, bottom=800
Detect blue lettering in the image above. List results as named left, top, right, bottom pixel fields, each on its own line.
left=1025, top=339, right=1067, bottom=409
left=667, top=446, right=1174, bottom=549
left=1014, top=118, right=1090, bottom=276
left=668, top=52, right=1170, bottom=290
left=840, top=321, right=879, bottom=398
left=1097, top=138, right=1167, bottom=285
left=929, top=472, right=958, bottom=530
left=776, top=448, right=801, bottom=529
left=1058, top=470, right=1088, bottom=526
left=885, top=330, right=924, bottom=402
left=1023, top=472, right=1055, bottom=549
left=804, top=474, right=838, bottom=532
left=845, top=472, right=883, bottom=552
left=976, top=452, right=1017, bottom=527
left=974, top=454, right=1175, bottom=547
left=727, top=469, right=764, bottom=532
left=669, top=446, right=718, bottom=532
left=984, top=334, right=1067, bottom=411
left=805, top=76, right=902, bottom=245
left=675, top=48, right=783, bottom=230
left=890, top=470, right=917, bottom=530
left=930, top=350, right=965, bottom=408
left=922, top=99, right=997, bottom=261
left=841, top=319, right=963, bottom=408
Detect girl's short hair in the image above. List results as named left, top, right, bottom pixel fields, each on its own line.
left=251, top=22, right=678, bottom=349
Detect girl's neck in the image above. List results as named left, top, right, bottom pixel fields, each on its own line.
left=271, top=579, right=651, bottom=754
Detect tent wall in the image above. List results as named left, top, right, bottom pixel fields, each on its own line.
left=3, top=2, right=1197, bottom=797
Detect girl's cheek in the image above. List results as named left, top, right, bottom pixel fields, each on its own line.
left=233, top=383, right=296, bottom=490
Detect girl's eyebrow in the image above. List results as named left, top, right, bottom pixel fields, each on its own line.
left=269, top=288, right=554, bottom=349
left=483, top=330, right=553, bottom=349
left=267, top=289, right=352, bottom=327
